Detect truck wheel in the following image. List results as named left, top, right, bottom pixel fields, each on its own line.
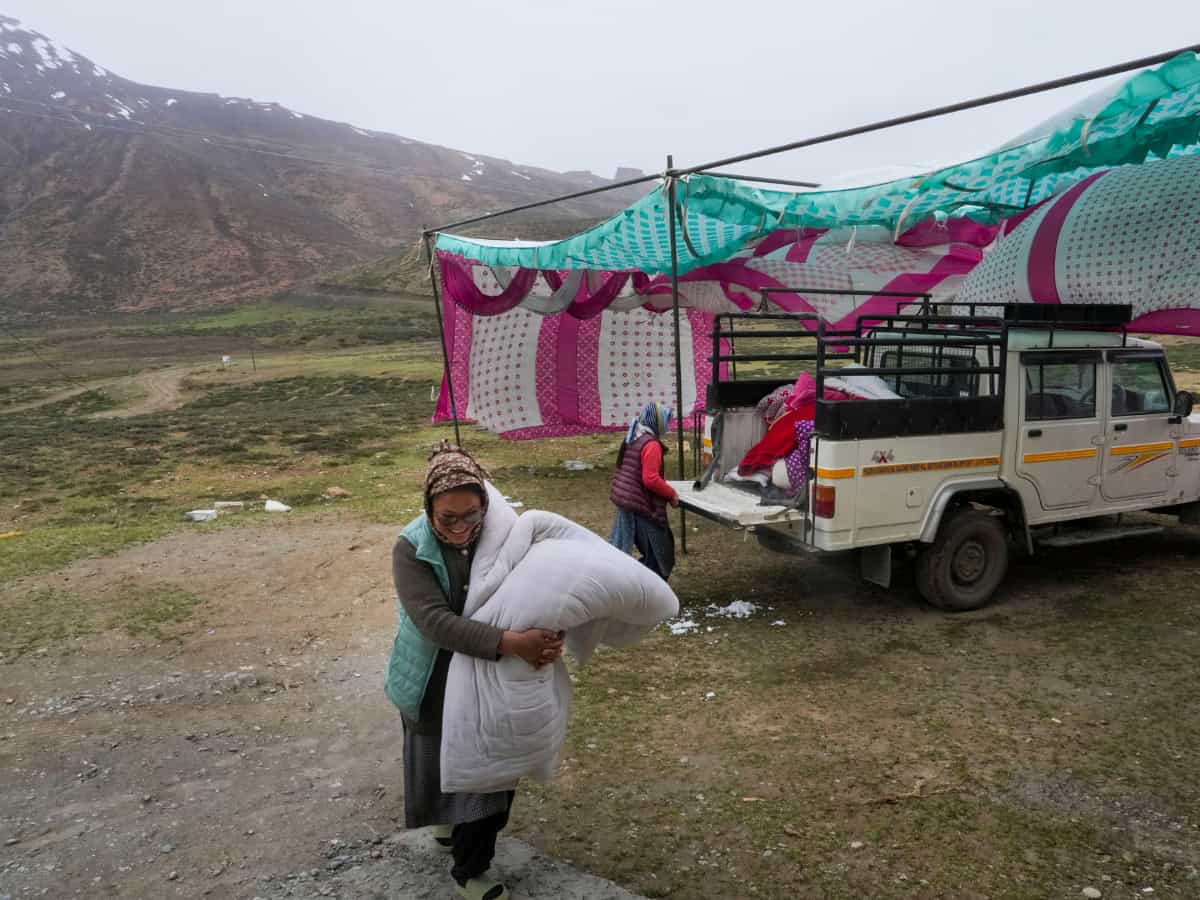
left=916, top=508, right=1008, bottom=612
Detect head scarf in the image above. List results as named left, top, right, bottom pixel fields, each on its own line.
left=424, top=441, right=489, bottom=545
left=625, top=401, right=673, bottom=445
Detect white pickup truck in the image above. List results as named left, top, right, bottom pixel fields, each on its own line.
left=673, top=303, right=1200, bottom=611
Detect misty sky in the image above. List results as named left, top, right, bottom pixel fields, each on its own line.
left=5, top=0, right=1196, bottom=187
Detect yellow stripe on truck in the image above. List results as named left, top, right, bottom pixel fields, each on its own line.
left=1022, top=448, right=1098, bottom=464
left=815, top=467, right=856, bottom=480
left=1110, top=441, right=1175, bottom=456
left=1181, top=438, right=1200, bottom=449
left=861, top=456, right=1000, bottom=477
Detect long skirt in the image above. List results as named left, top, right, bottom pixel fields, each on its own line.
left=402, top=724, right=512, bottom=828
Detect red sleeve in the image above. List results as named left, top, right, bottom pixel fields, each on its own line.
left=640, top=441, right=677, bottom=501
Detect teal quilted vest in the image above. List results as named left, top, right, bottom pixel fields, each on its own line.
left=384, top=514, right=449, bottom=720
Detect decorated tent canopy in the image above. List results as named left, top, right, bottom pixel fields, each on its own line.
left=438, top=52, right=1200, bottom=274
left=430, top=51, right=1200, bottom=439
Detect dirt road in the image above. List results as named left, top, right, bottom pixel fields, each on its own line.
left=0, top=518, right=648, bottom=898
left=94, top=367, right=190, bottom=418
left=1, top=366, right=191, bottom=418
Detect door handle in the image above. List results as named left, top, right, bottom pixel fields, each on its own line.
left=1027, top=429, right=1042, bottom=438
left=1114, top=423, right=1128, bottom=432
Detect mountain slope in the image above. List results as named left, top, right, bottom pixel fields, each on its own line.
left=0, top=15, right=645, bottom=315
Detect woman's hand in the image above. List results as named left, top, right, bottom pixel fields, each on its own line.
left=500, top=628, right=565, bottom=668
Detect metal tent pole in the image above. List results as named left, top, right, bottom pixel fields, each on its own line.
left=424, top=172, right=662, bottom=235
left=694, top=171, right=821, bottom=188
left=422, top=46, right=1200, bottom=238
left=676, top=44, right=1200, bottom=176
left=423, top=231, right=462, bottom=447
left=665, top=156, right=688, bottom=554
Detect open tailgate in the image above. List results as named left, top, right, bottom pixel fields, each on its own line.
left=669, top=480, right=807, bottom=528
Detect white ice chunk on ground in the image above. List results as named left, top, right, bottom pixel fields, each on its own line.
left=708, top=600, right=758, bottom=619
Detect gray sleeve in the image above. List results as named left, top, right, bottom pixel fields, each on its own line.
left=392, top=540, right=504, bottom=660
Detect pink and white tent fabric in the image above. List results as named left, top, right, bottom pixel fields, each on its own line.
left=957, top=155, right=1200, bottom=332
left=435, top=296, right=717, bottom=440
left=431, top=52, right=1200, bottom=438
left=433, top=225, right=991, bottom=438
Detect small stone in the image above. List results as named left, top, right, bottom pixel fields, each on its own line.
left=159, top=843, right=175, bottom=854
left=1082, top=888, right=1102, bottom=899
left=4, top=698, right=13, bottom=704
left=167, top=871, right=178, bottom=881
left=323, top=486, right=352, bottom=499
left=141, top=794, right=152, bottom=803
left=850, top=841, right=865, bottom=850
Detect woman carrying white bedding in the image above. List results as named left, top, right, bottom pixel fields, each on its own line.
left=386, top=442, right=564, bottom=900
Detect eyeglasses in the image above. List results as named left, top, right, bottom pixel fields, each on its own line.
left=435, top=508, right=483, bottom=532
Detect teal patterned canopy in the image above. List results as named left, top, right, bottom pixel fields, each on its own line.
left=436, top=52, right=1200, bottom=276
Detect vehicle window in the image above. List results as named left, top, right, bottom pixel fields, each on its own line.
left=1111, top=358, right=1170, bottom=416
left=1024, top=360, right=1097, bottom=420
left=879, top=346, right=980, bottom=399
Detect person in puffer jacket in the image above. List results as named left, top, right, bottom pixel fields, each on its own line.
left=608, top=401, right=679, bottom=580
left=387, top=442, right=563, bottom=900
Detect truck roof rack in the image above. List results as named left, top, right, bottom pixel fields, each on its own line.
left=702, top=293, right=1139, bottom=457
left=1001, top=303, right=1132, bottom=325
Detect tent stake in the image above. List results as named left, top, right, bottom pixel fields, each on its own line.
left=666, top=156, right=688, bottom=554
left=423, top=231, right=462, bottom=447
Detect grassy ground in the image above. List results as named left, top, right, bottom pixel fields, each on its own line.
left=0, top=581, right=203, bottom=656
left=2, top=305, right=1199, bottom=898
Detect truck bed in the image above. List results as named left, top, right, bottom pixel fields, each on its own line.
left=669, top=480, right=807, bottom=528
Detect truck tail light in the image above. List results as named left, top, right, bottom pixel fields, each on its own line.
left=813, top=484, right=836, bottom=519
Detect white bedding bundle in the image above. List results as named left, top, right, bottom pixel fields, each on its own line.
left=439, top=485, right=679, bottom=792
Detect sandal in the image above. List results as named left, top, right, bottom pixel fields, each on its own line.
left=456, top=877, right=508, bottom=900
left=432, top=824, right=454, bottom=852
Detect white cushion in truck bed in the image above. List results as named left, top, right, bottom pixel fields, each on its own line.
left=669, top=480, right=806, bottom=527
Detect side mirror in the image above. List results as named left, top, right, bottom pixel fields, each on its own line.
left=1174, top=390, right=1194, bottom=417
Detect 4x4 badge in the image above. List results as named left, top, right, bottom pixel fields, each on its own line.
left=872, top=449, right=895, bottom=464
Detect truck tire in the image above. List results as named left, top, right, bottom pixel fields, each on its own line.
left=916, top=507, right=1009, bottom=612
